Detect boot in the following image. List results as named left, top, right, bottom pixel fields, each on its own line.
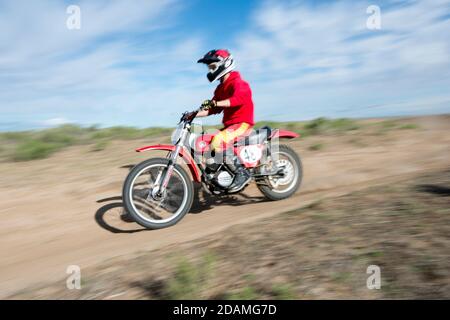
left=228, top=162, right=251, bottom=192
left=204, top=150, right=222, bottom=171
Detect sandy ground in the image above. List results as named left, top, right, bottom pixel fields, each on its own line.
left=12, top=168, right=449, bottom=299
left=0, top=115, right=449, bottom=298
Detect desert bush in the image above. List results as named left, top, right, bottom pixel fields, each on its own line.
left=301, top=118, right=360, bottom=136
left=140, top=127, right=173, bottom=138
left=271, top=284, right=296, bottom=300
left=13, top=140, right=60, bottom=161
left=374, top=120, right=419, bottom=134
left=309, top=143, right=324, bottom=151
left=91, top=140, right=110, bottom=152
left=303, top=117, right=328, bottom=135
left=226, top=286, right=260, bottom=300
left=399, top=123, right=419, bottom=130
left=2, top=117, right=366, bottom=161
left=90, top=126, right=142, bottom=140
left=0, top=131, right=32, bottom=142
left=39, top=132, right=75, bottom=145
left=166, top=253, right=216, bottom=299
left=328, top=118, right=360, bottom=131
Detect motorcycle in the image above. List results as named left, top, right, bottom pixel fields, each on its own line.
left=122, top=105, right=303, bottom=229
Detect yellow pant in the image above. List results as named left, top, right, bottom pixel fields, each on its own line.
left=211, top=123, right=251, bottom=152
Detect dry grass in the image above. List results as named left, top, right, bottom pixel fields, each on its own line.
left=0, top=117, right=420, bottom=162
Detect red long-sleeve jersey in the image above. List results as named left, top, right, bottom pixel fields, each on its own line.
left=209, top=71, right=254, bottom=127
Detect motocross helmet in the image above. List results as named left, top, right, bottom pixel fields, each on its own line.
left=197, top=49, right=235, bottom=82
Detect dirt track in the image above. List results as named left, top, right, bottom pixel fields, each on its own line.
left=0, top=115, right=449, bottom=298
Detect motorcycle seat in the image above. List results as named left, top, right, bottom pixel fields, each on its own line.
left=237, top=126, right=272, bottom=146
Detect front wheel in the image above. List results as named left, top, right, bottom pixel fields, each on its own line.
left=122, top=158, right=194, bottom=229
left=257, top=144, right=303, bottom=201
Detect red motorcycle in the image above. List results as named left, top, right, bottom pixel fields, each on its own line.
left=122, top=106, right=303, bottom=229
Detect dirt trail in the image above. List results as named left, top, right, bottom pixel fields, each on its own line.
left=0, top=115, right=449, bottom=297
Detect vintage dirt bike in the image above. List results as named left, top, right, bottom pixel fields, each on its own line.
left=122, top=106, right=303, bottom=229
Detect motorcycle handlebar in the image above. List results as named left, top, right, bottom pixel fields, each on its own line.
left=179, top=105, right=209, bottom=124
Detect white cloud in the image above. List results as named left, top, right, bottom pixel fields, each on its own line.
left=0, top=0, right=209, bottom=128
left=230, top=0, right=450, bottom=121
left=0, top=0, right=449, bottom=130
left=40, top=117, right=71, bottom=127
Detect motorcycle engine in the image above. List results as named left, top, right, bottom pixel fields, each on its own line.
left=213, top=170, right=234, bottom=188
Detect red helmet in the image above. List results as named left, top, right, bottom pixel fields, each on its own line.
left=197, top=49, right=236, bottom=82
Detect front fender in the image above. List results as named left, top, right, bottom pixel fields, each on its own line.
left=136, top=144, right=201, bottom=182
left=270, top=129, right=300, bottom=140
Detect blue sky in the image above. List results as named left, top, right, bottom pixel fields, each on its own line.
left=0, top=0, right=449, bottom=131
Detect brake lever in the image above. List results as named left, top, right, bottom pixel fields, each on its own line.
left=179, top=111, right=189, bottom=124
left=179, top=106, right=204, bottom=124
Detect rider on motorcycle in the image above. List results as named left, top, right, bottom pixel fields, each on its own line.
left=189, top=49, right=254, bottom=192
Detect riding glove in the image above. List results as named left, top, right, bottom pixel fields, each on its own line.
left=201, top=99, right=216, bottom=110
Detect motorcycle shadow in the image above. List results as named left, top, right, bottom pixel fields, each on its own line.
left=94, top=185, right=268, bottom=233
left=189, top=183, right=269, bottom=214
left=94, top=197, right=147, bottom=234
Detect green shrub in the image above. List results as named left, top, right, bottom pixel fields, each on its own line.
left=91, top=140, right=110, bottom=152
left=39, top=132, right=75, bottom=145
left=90, top=126, right=142, bottom=140
left=305, top=118, right=360, bottom=135
left=167, top=259, right=198, bottom=299
left=380, top=120, right=398, bottom=130
left=140, top=127, right=173, bottom=138
left=374, top=120, right=419, bottom=134
left=304, top=117, right=328, bottom=135
left=348, top=138, right=367, bottom=147
left=2, top=124, right=174, bottom=161
left=166, top=253, right=216, bottom=299
left=309, top=143, right=324, bottom=151
left=0, top=131, right=31, bottom=142
left=285, top=122, right=303, bottom=134
left=399, top=123, right=419, bottom=130
left=328, top=118, right=360, bottom=131
left=0, top=117, right=367, bottom=162
left=226, top=286, right=259, bottom=300
left=271, top=284, right=296, bottom=300
left=13, top=140, right=60, bottom=161
left=254, top=121, right=282, bottom=129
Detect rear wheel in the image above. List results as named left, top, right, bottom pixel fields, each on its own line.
left=257, top=144, right=302, bottom=201
left=122, top=158, right=194, bottom=229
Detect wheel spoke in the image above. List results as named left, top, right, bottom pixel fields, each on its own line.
left=128, top=163, right=189, bottom=224
left=267, top=151, right=298, bottom=193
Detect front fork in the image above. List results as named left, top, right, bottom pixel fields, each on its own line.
left=154, top=144, right=182, bottom=197
left=154, top=123, right=190, bottom=197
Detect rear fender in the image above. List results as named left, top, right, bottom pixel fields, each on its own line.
left=270, top=129, right=300, bottom=140
left=136, top=144, right=201, bottom=182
